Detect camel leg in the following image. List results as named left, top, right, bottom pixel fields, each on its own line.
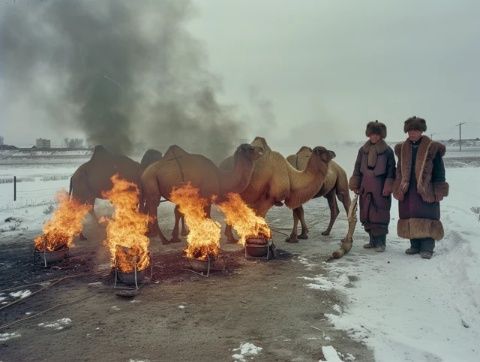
left=180, top=215, right=188, bottom=236
left=322, top=190, right=339, bottom=236
left=297, top=206, right=309, bottom=239
left=286, top=208, right=300, bottom=243
left=224, top=224, right=238, bottom=244
left=146, top=200, right=169, bottom=244
left=170, top=205, right=183, bottom=243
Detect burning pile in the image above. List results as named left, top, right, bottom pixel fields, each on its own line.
left=103, top=175, right=150, bottom=273
left=170, top=183, right=221, bottom=260
left=34, top=191, right=91, bottom=252
left=217, top=193, right=271, bottom=246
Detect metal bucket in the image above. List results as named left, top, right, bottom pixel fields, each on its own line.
left=35, top=246, right=69, bottom=266
left=116, top=269, right=146, bottom=285
left=187, top=257, right=211, bottom=273
left=245, top=237, right=269, bottom=257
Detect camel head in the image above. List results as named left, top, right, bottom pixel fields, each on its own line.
left=312, top=146, right=336, bottom=163
left=234, top=144, right=264, bottom=164
left=250, top=136, right=271, bottom=153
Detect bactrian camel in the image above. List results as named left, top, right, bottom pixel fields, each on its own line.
left=286, top=146, right=351, bottom=242
left=221, top=137, right=336, bottom=243
left=141, top=143, right=263, bottom=244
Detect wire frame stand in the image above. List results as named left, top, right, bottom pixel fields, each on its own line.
left=185, top=254, right=212, bottom=278
left=114, top=252, right=152, bottom=290
left=244, top=240, right=276, bottom=261
left=33, top=239, right=69, bottom=269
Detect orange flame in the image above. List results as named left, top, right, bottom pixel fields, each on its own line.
left=217, top=193, right=271, bottom=246
left=102, top=175, right=150, bottom=273
left=170, top=183, right=220, bottom=260
left=34, top=191, right=91, bottom=252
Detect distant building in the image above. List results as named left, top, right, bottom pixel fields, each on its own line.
left=0, top=136, right=4, bottom=146
left=36, top=138, right=51, bottom=149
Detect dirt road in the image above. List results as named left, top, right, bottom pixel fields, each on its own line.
left=0, top=200, right=372, bottom=361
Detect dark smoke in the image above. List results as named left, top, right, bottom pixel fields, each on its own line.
left=0, top=0, right=243, bottom=159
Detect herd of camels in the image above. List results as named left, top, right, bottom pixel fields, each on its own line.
left=69, top=137, right=354, bottom=258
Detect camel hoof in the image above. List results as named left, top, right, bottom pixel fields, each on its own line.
left=321, top=230, right=331, bottom=236
left=181, top=230, right=189, bottom=237
left=169, top=238, right=182, bottom=244
left=227, top=238, right=239, bottom=244
left=79, top=232, right=87, bottom=241
left=298, top=233, right=309, bottom=240
left=285, top=237, right=299, bottom=243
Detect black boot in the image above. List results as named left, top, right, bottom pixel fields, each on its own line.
left=363, top=233, right=375, bottom=249
left=405, top=239, right=421, bottom=255
left=420, top=238, right=435, bottom=259
left=375, top=235, right=386, bottom=252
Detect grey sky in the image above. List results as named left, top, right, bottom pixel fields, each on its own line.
left=1, top=0, right=479, bottom=154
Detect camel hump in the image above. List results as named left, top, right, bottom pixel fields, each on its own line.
left=297, top=146, right=313, bottom=154
left=251, top=136, right=271, bottom=152
left=91, top=145, right=111, bottom=160
left=286, top=154, right=296, bottom=166
left=164, top=145, right=189, bottom=158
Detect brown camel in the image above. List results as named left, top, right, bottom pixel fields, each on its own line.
left=286, top=146, right=351, bottom=242
left=69, top=145, right=162, bottom=238
left=222, top=138, right=336, bottom=243
left=141, top=143, right=263, bottom=244
left=70, top=145, right=158, bottom=205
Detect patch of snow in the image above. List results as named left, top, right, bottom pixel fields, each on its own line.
left=38, top=317, right=72, bottom=330
left=332, top=304, right=342, bottom=314
left=299, top=273, right=350, bottom=291
left=315, top=167, right=480, bottom=361
left=0, top=332, right=21, bottom=342
left=297, top=256, right=316, bottom=270
left=110, top=306, right=120, bottom=312
left=9, top=289, right=31, bottom=299
left=0, top=296, right=6, bottom=302
left=232, top=342, right=263, bottom=361
left=88, top=282, right=102, bottom=287
left=320, top=346, right=343, bottom=362
left=178, top=305, right=186, bottom=309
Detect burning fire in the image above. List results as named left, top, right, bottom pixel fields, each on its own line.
left=217, top=193, right=271, bottom=246
left=34, top=191, right=91, bottom=252
left=103, top=175, right=150, bottom=273
left=170, top=183, right=220, bottom=260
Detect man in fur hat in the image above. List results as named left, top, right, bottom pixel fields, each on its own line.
left=393, top=116, right=449, bottom=259
left=349, top=121, right=396, bottom=252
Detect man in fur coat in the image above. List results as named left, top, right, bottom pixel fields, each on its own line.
left=349, top=121, right=396, bottom=252
left=393, top=116, right=449, bottom=259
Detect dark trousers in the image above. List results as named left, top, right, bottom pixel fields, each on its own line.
left=410, top=238, right=435, bottom=252
left=369, top=233, right=386, bottom=247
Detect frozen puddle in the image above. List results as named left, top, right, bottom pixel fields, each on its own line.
left=38, top=317, right=72, bottom=330
left=232, top=342, right=263, bottom=361
left=0, top=332, right=21, bottom=342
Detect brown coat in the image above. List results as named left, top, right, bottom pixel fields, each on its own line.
left=349, top=140, right=396, bottom=236
left=393, top=136, right=449, bottom=240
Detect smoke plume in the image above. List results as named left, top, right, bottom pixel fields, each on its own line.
left=0, top=0, right=243, bottom=160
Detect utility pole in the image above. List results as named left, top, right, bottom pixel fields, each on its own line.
left=457, top=122, right=466, bottom=151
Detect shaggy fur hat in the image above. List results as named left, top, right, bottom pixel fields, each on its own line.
left=365, top=120, right=387, bottom=139
left=404, top=116, right=427, bottom=133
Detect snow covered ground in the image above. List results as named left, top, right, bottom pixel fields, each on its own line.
left=299, top=166, right=480, bottom=361
left=1, top=147, right=479, bottom=361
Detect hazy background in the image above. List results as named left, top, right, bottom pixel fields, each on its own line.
left=1, top=0, right=479, bottom=157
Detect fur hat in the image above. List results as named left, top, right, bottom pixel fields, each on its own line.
left=404, top=116, right=427, bottom=133
left=365, top=120, right=387, bottom=139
